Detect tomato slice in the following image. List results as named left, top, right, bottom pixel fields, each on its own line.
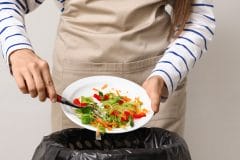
left=73, top=98, right=81, bottom=106
left=79, top=102, right=87, bottom=107
left=124, top=111, right=131, bottom=116
left=73, top=98, right=87, bottom=107
left=121, top=116, right=128, bottom=122
left=103, top=94, right=109, bottom=100
left=111, top=110, right=120, bottom=116
left=133, top=112, right=146, bottom=119
left=118, top=100, right=124, bottom=105
left=93, top=94, right=102, bottom=101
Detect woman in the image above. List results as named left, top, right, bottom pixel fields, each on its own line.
left=0, top=0, right=215, bottom=136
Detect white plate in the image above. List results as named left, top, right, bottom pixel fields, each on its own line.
left=61, top=75, right=153, bottom=133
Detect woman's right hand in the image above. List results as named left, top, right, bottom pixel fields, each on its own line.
left=9, top=49, right=57, bottom=102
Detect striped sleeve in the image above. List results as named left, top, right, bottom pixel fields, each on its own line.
left=0, top=0, right=46, bottom=64
left=149, top=0, right=216, bottom=96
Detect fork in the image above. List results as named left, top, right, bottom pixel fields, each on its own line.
left=56, top=94, right=80, bottom=109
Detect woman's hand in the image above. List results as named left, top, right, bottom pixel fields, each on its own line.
left=142, top=76, right=165, bottom=113
left=9, top=49, right=57, bottom=102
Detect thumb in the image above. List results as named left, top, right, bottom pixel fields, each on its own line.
left=149, top=93, right=161, bottom=113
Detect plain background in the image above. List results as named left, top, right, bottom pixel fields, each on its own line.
left=0, top=1, right=239, bottom=159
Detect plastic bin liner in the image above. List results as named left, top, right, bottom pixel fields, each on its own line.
left=32, top=128, right=191, bottom=160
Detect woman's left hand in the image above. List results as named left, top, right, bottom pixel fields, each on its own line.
left=142, top=76, right=165, bottom=113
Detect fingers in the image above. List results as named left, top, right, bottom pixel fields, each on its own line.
left=23, top=69, right=37, bottom=98
left=142, top=76, right=165, bottom=113
left=10, top=49, right=56, bottom=102
left=13, top=72, right=28, bottom=94
left=144, top=85, right=161, bottom=113
left=13, top=65, right=47, bottom=101
left=31, top=63, right=47, bottom=101
left=148, top=92, right=161, bottom=113
left=13, top=68, right=37, bottom=98
left=39, top=61, right=57, bottom=102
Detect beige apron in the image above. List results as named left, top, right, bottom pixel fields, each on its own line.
left=51, top=0, right=186, bottom=136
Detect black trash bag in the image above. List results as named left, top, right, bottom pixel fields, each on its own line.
left=32, top=128, right=191, bottom=160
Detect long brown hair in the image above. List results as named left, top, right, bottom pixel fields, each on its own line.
left=170, top=0, right=193, bottom=38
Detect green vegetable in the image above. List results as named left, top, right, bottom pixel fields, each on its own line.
left=81, top=114, right=92, bottom=124
left=98, top=125, right=106, bottom=133
left=102, top=96, right=121, bottom=105
left=81, top=96, right=95, bottom=104
left=99, top=91, right=104, bottom=97
left=81, top=107, right=93, bottom=114
left=129, top=116, right=134, bottom=127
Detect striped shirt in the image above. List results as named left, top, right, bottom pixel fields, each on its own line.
left=0, top=0, right=215, bottom=96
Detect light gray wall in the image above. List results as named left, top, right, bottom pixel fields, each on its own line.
left=0, top=1, right=239, bottom=159
left=0, top=1, right=59, bottom=159
left=185, top=1, right=240, bottom=159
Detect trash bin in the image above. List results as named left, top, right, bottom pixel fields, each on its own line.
left=32, top=128, right=191, bottom=160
